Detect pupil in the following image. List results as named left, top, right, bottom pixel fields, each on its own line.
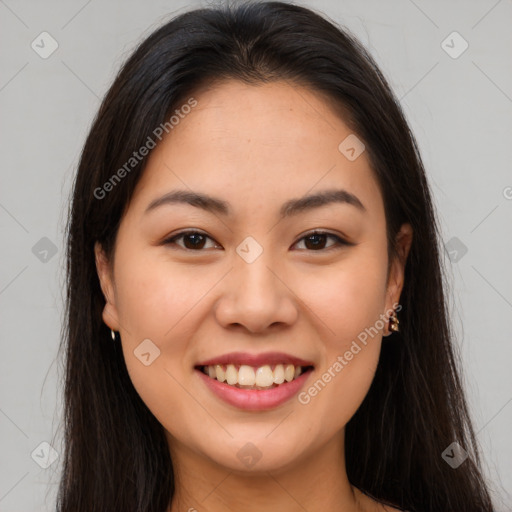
left=185, top=233, right=205, bottom=249
left=183, top=233, right=327, bottom=250
left=306, top=234, right=325, bottom=250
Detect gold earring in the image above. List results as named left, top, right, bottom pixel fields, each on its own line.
left=389, top=311, right=400, bottom=333
left=111, top=329, right=116, bottom=341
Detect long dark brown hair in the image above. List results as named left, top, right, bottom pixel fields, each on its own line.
left=57, top=1, right=495, bottom=510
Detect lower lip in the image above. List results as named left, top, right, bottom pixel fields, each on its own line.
left=196, top=368, right=313, bottom=411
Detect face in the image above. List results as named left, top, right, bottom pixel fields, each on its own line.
left=95, top=80, right=412, bottom=475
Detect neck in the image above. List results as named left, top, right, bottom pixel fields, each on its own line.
left=167, top=431, right=364, bottom=512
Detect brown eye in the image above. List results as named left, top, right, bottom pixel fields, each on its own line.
left=164, top=231, right=218, bottom=251
left=293, top=231, right=348, bottom=251
left=163, top=230, right=349, bottom=252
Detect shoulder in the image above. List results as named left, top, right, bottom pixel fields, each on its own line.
left=381, top=506, right=407, bottom=512
left=353, top=487, right=408, bottom=512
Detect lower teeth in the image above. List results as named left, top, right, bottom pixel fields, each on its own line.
left=235, top=383, right=280, bottom=390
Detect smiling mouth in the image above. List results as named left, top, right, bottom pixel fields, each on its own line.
left=195, top=363, right=315, bottom=390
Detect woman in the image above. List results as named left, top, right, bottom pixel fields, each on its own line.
left=57, top=2, right=495, bottom=511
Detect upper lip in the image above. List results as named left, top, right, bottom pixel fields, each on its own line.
left=195, top=351, right=315, bottom=368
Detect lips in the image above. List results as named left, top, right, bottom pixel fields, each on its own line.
left=194, top=351, right=315, bottom=410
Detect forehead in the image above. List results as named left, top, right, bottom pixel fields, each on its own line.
left=127, top=80, right=384, bottom=222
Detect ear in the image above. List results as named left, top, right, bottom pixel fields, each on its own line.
left=94, top=241, right=120, bottom=332
left=384, top=223, right=413, bottom=332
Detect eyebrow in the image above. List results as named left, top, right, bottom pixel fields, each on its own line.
left=144, top=188, right=366, bottom=218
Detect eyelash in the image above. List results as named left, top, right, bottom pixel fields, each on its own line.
left=162, top=230, right=351, bottom=252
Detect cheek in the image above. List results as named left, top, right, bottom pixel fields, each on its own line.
left=111, top=251, right=199, bottom=398
left=296, top=248, right=389, bottom=345
left=293, top=249, right=388, bottom=429
left=114, top=249, right=203, bottom=339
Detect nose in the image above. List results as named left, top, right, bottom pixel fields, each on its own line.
left=214, top=250, right=298, bottom=334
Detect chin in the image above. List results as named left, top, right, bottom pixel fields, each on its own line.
left=201, top=434, right=306, bottom=473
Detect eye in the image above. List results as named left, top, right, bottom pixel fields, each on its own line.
left=163, top=230, right=220, bottom=251
left=163, top=230, right=351, bottom=252
left=292, top=230, right=350, bottom=251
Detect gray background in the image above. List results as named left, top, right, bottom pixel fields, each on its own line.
left=1, top=0, right=511, bottom=510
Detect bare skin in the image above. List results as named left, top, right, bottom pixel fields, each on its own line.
left=95, top=80, right=412, bottom=512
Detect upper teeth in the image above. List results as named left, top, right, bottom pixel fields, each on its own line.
left=203, top=364, right=303, bottom=388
